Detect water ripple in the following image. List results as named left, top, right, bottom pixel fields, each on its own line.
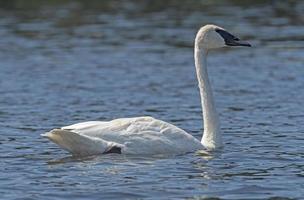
left=0, top=1, right=303, bottom=199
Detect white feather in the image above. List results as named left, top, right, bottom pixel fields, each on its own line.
left=43, top=116, right=202, bottom=156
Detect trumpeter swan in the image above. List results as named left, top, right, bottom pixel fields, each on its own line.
left=42, top=24, right=251, bottom=156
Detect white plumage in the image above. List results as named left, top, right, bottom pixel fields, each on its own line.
left=42, top=24, right=250, bottom=156
left=42, top=116, right=202, bottom=156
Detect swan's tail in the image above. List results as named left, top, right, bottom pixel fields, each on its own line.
left=41, top=129, right=117, bottom=156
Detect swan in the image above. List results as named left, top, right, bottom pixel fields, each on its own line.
left=42, top=24, right=251, bottom=156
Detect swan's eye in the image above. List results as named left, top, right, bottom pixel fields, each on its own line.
left=215, top=28, right=236, bottom=41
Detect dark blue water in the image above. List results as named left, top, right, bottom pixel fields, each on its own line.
left=1, top=1, right=303, bottom=199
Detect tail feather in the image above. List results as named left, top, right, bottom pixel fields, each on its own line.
left=42, top=129, right=118, bottom=156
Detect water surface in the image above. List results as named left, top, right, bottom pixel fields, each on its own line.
left=0, top=1, right=303, bottom=199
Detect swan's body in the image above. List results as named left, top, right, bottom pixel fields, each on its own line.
left=43, top=116, right=202, bottom=155
left=43, top=24, right=250, bottom=156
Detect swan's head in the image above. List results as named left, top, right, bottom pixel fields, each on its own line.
left=195, top=24, right=251, bottom=50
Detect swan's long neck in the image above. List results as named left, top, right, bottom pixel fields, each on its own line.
left=194, top=47, right=222, bottom=149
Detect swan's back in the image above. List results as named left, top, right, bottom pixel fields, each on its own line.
left=44, top=116, right=202, bottom=155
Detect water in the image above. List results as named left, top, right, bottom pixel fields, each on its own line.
left=1, top=1, right=303, bottom=199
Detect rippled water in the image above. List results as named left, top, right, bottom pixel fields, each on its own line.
left=1, top=1, right=304, bottom=199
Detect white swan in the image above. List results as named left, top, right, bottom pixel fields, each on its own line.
left=42, top=24, right=251, bottom=156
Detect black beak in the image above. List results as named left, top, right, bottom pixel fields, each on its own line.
left=215, top=28, right=251, bottom=47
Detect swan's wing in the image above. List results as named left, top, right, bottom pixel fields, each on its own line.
left=62, top=121, right=108, bottom=131
left=61, top=116, right=187, bottom=139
